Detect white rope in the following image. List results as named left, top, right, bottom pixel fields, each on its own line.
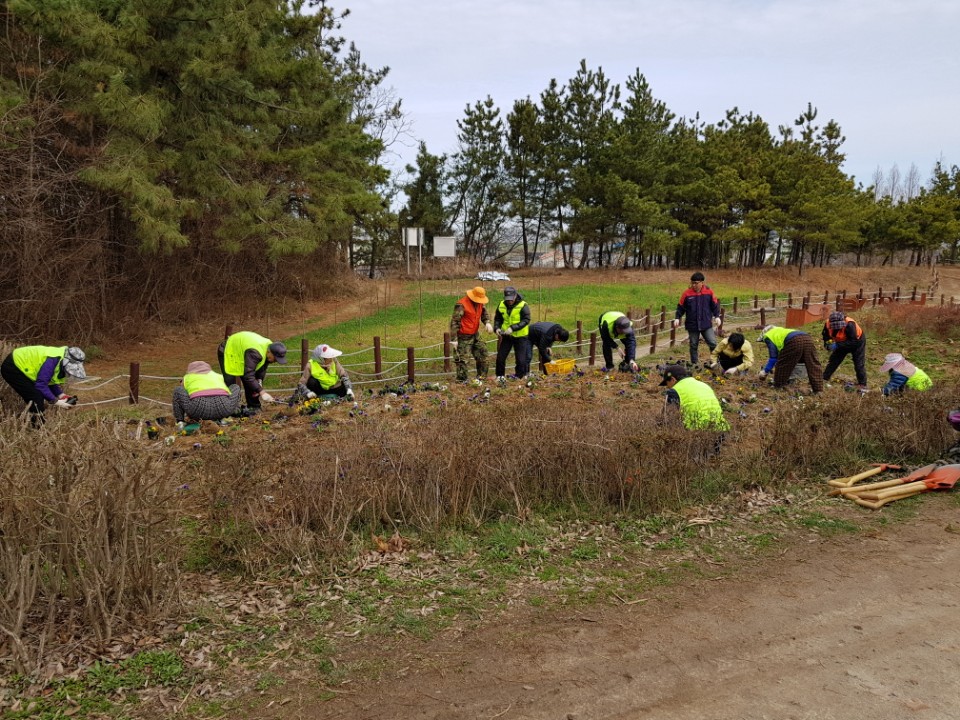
left=72, top=375, right=127, bottom=390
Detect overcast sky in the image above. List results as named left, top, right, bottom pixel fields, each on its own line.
left=340, top=0, right=958, bottom=190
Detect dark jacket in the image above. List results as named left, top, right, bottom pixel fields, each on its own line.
left=529, top=322, right=562, bottom=359
left=676, top=286, right=720, bottom=332
left=494, top=292, right=531, bottom=334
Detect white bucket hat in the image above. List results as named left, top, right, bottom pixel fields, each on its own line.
left=62, top=346, right=87, bottom=379
left=312, top=344, right=342, bottom=361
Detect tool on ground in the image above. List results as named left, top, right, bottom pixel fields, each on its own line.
left=826, top=463, right=902, bottom=488
left=852, top=464, right=960, bottom=509
left=829, top=463, right=937, bottom=497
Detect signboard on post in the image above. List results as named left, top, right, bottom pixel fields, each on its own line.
left=403, top=227, right=423, bottom=274
left=433, top=236, right=456, bottom=258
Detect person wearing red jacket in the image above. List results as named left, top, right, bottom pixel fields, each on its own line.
left=821, top=311, right=867, bottom=388
left=673, top=272, right=721, bottom=365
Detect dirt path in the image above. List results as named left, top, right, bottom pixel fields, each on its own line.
left=307, top=499, right=960, bottom=720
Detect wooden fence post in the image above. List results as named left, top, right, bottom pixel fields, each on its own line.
left=643, top=308, right=651, bottom=333
left=660, top=305, right=666, bottom=330
left=588, top=332, right=597, bottom=366
left=771, top=293, right=776, bottom=308
left=759, top=307, right=766, bottom=326
left=406, top=347, right=415, bottom=384
left=669, top=324, right=676, bottom=347
left=443, top=332, right=451, bottom=373
left=374, top=336, right=382, bottom=377
left=733, top=296, right=739, bottom=313
left=128, top=362, right=140, bottom=404
left=788, top=292, right=793, bottom=308
left=649, top=328, right=657, bottom=355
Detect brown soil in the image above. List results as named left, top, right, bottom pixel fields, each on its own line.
left=299, top=498, right=960, bottom=720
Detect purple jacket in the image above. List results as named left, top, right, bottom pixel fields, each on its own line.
left=35, top=357, right=65, bottom=402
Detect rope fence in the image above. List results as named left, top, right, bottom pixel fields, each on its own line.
left=71, top=285, right=955, bottom=408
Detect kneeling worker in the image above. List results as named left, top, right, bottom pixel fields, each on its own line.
left=659, top=364, right=730, bottom=431
left=172, top=361, right=241, bottom=423
left=298, top=344, right=355, bottom=400
left=707, top=332, right=754, bottom=375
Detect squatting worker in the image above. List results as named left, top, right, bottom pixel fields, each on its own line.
left=673, top=271, right=721, bottom=365
left=879, top=353, right=933, bottom=396
left=659, top=364, right=730, bottom=431
left=758, top=325, right=824, bottom=393
left=217, top=331, right=287, bottom=412
left=598, top=311, right=638, bottom=372
left=706, top=332, right=754, bottom=375
left=450, top=286, right=493, bottom=383
left=822, top=311, right=867, bottom=389
left=494, top=286, right=532, bottom=380
left=529, top=321, right=570, bottom=373
left=172, top=361, right=241, bottom=423
left=298, top=344, right=355, bottom=400
left=1, top=344, right=86, bottom=419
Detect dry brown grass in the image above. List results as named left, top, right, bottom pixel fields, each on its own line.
left=0, top=417, right=183, bottom=674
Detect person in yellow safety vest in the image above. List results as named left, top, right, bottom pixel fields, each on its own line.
left=217, top=331, right=287, bottom=412
left=494, top=287, right=532, bottom=380
left=598, top=311, right=638, bottom=373
left=822, top=311, right=867, bottom=389
left=879, top=353, right=933, bottom=396
left=171, top=361, right=242, bottom=424
left=659, top=364, right=731, bottom=431
left=297, top=344, right=355, bottom=400
left=1, top=344, right=86, bottom=420
left=757, top=325, right=824, bottom=393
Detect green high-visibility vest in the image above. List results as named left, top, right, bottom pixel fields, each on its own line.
left=600, top=311, right=629, bottom=339
left=763, top=326, right=793, bottom=351
left=223, top=331, right=271, bottom=376
left=497, top=300, right=529, bottom=338
left=309, top=359, right=340, bottom=390
left=12, top=345, right=67, bottom=385
left=673, top=377, right=730, bottom=431
left=183, top=371, right=231, bottom=397
left=906, top=368, right=932, bottom=391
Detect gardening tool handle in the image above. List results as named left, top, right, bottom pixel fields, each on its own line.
left=828, top=466, right=887, bottom=488
left=871, top=481, right=929, bottom=501
left=838, top=478, right=907, bottom=495
left=854, top=487, right=926, bottom=510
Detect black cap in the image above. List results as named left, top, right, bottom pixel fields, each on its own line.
left=659, top=364, right=689, bottom=386
left=268, top=342, right=288, bottom=364
left=503, top=286, right=517, bottom=299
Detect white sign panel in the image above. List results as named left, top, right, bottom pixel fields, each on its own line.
left=404, top=227, right=421, bottom=247
left=433, top=236, right=456, bottom=257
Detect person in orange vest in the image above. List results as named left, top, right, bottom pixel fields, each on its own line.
left=450, top=286, right=494, bottom=383
left=171, top=361, right=241, bottom=423
left=821, top=311, right=867, bottom=389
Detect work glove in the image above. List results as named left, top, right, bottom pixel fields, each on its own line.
left=495, top=328, right=503, bottom=336
left=502, top=327, right=513, bottom=336
left=629, top=360, right=639, bottom=373
left=724, top=367, right=739, bottom=376
left=672, top=319, right=681, bottom=328
left=449, top=340, right=458, bottom=350
left=54, top=398, right=73, bottom=409
left=704, top=360, right=717, bottom=369
left=758, top=370, right=768, bottom=379
left=305, top=391, right=317, bottom=399
left=260, top=391, right=275, bottom=404
left=828, top=343, right=838, bottom=351
left=346, top=388, right=355, bottom=400
left=713, top=316, right=721, bottom=327
left=485, top=323, right=493, bottom=333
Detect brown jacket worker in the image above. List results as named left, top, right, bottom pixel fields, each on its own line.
left=217, top=331, right=287, bottom=411
left=598, top=311, right=638, bottom=372
left=821, top=311, right=867, bottom=388
left=171, top=361, right=241, bottom=423
left=450, top=286, right=493, bottom=383
left=1, top=345, right=86, bottom=419
left=758, top=325, right=824, bottom=393
left=706, top=332, right=754, bottom=375
left=494, top=287, right=532, bottom=380
left=298, top=344, right=354, bottom=399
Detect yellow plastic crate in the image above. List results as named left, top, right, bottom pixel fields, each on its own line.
left=545, top=358, right=576, bottom=375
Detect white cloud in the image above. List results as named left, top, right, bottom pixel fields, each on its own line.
left=345, top=0, right=960, bottom=184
